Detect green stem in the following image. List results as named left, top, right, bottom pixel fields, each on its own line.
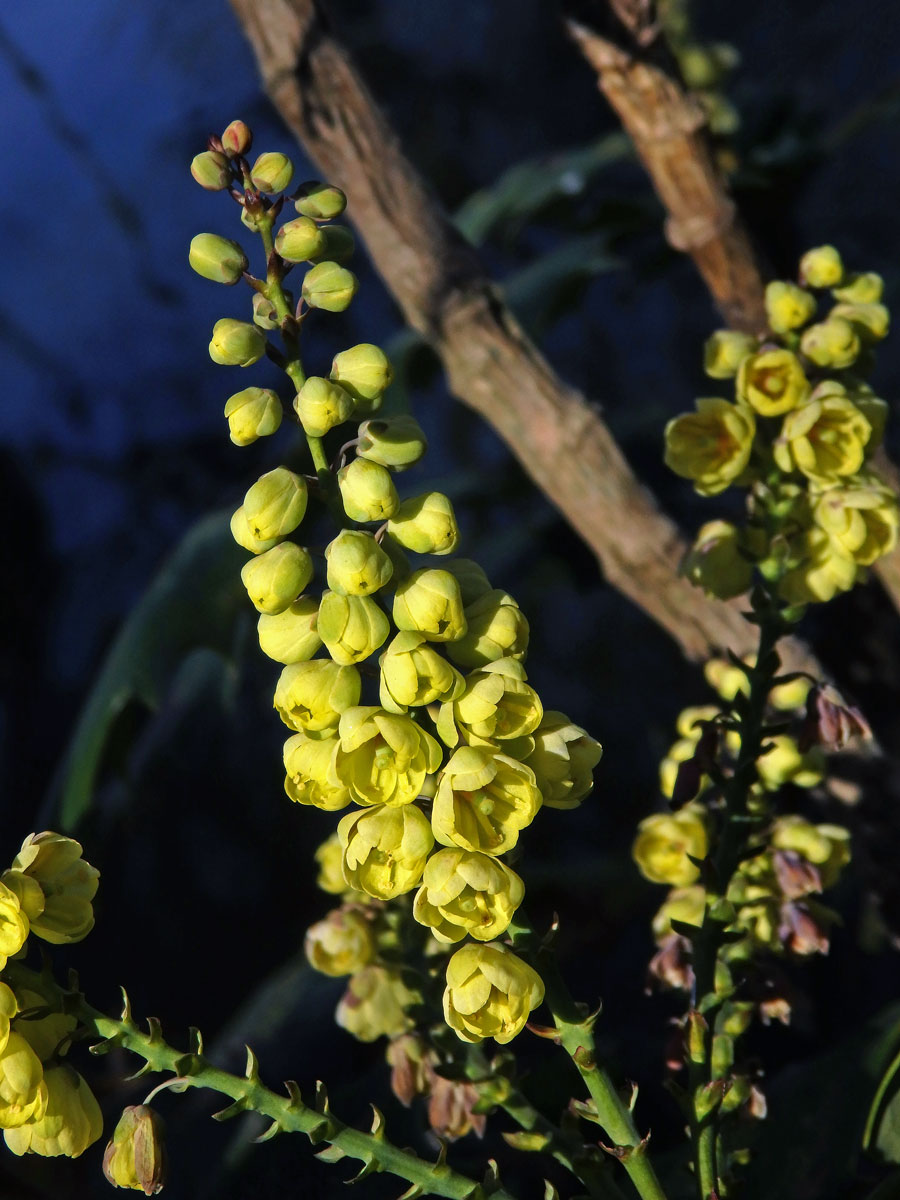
left=11, top=966, right=512, bottom=1200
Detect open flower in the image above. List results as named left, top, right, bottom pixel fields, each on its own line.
left=774, top=395, right=871, bottom=483
left=633, top=806, right=708, bottom=886
left=413, top=849, right=524, bottom=943
left=4, top=1065, right=101, bottom=1158
left=736, top=349, right=809, bottom=417
left=432, top=747, right=541, bottom=856
left=443, top=943, right=544, bottom=1045
left=332, top=707, right=442, bottom=807
left=338, top=804, right=434, bottom=899
left=283, top=733, right=350, bottom=811
left=664, top=398, right=755, bottom=496
left=524, top=711, right=603, bottom=809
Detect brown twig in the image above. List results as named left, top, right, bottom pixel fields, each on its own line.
left=228, top=0, right=821, bottom=672
left=562, top=0, right=900, bottom=613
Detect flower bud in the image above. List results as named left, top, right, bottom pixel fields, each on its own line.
left=294, top=376, right=354, bottom=437
left=190, top=150, right=230, bottom=190
left=525, top=711, right=603, bottom=809
left=274, top=660, right=361, bottom=734
left=651, top=886, right=706, bottom=942
left=800, top=317, right=860, bottom=369
left=318, top=592, right=390, bottom=665
left=393, top=569, right=467, bottom=643
left=764, top=281, right=817, bottom=333
left=387, top=492, right=460, bottom=556
left=208, top=318, right=266, bottom=367
left=632, top=807, right=708, bottom=886
left=703, top=330, right=757, bottom=379
left=221, top=119, right=252, bottom=157
left=812, top=476, right=899, bottom=566
left=387, top=1034, right=434, bottom=1107
left=257, top=596, right=321, bottom=663
left=442, top=559, right=492, bottom=605
left=102, top=1105, right=167, bottom=1193
left=250, top=151, right=294, bottom=194
left=223, top=386, right=282, bottom=446
left=315, top=833, right=350, bottom=895
left=325, top=530, right=393, bottom=596
left=379, top=631, right=463, bottom=712
left=778, top=526, right=857, bottom=605
left=284, top=732, right=349, bottom=811
left=447, top=590, right=528, bottom=668
left=331, top=344, right=394, bottom=409
left=9, top=986, right=76, bottom=1063
left=432, top=747, right=541, bottom=856
left=306, top=908, right=374, bottom=976
left=338, top=458, right=400, bottom=523
left=756, top=736, right=824, bottom=791
left=302, top=261, right=359, bottom=312
left=4, top=1064, right=100, bottom=1158
left=189, top=233, right=248, bottom=285
left=230, top=506, right=278, bottom=554
left=443, top=943, right=544, bottom=1045
left=243, top=467, right=308, bottom=541
left=771, top=816, right=850, bottom=889
left=832, top=272, right=883, bottom=304
left=336, top=965, right=418, bottom=1042
left=0, top=881, right=29, bottom=970
left=799, top=245, right=843, bottom=289
left=274, top=216, right=326, bottom=263
left=773, top=395, right=870, bottom=483
left=339, top=804, right=434, bottom=899
left=315, top=225, right=355, bottom=264
left=10, top=833, right=99, bottom=945
left=736, top=351, right=809, bottom=418
left=829, top=301, right=890, bottom=341
left=251, top=292, right=279, bottom=330
left=241, top=543, right=313, bottom=614
left=357, top=415, right=427, bottom=471
left=414, top=849, right=524, bottom=943
left=681, top=519, right=752, bottom=600
left=295, top=180, right=347, bottom=220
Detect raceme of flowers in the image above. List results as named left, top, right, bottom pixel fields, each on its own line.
left=666, top=245, right=899, bottom=607
left=193, top=121, right=603, bottom=1055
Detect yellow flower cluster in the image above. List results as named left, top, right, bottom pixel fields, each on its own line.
left=666, top=246, right=898, bottom=605
left=0, top=834, right=103, bottom=1160
left=200, top=126, right=604, bottom=1046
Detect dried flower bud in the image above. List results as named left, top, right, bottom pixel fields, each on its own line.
left=102, top=1105, right=167, bottom=1194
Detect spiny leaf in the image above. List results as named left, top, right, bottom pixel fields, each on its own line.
left=395, top=1185, right=423, bottom=1200
left=211, top=1098, right=250, bottom=1122
left=315, top=1144, right=347, bottom=1164
left=315, top=1080, right=331, bottom=1114
left=253, top=1119, right=282, bottom=1143
left=345, top=1155, right=380, bottom=1183
left=284, top=1080, right=302, bottom=1109
left=244, top=1045, right=260, bottom=1082
left=188, top=1026, right=204, bottom=1056
left=543, top=1183, right=561, bottom=1200
left=370, top=1105, right=386, bottom=1139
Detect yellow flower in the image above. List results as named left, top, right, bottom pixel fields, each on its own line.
left=773, top=395, right=870, bottom=483
left=651, top=885, right=706, bottom=942
left=0, top=882, right=29, bottom=969
left=257, top=596, right=322, bottom=664
left=658, top=736, right=702, bottom=801
left=799, top=245, right=844, bottom=289
left=800, top=318, right=860, bottom=369
left=317, top=591, right=390, bottom=666
left=633, top=807, right=708, bottom=886
left=778, top=527, right=858, bottom=605
left=330, top=343, right=394, bottom=408
left=242, top=468, right=308, bottom=542
left=208, top=318, right=266, bottom=367
left=241, top=543, right=314, bottom=615
left=283, top=733, right=350, bottom=811
left=336, top=966, right=419, bottom=1042
left=4, top=1065, right=101, bottom=1158
left=9, top=833, right=99, bottom=945
left=432, top=747, right=542, bottom=856
left=832, top=273, right=883, bottom=304
left=102, top=1105, right=167, bottom=1195
left=230, top=506, right=279, bottom=555
left=443, top=943, right=544, bottom=1045
left=273, top=660, right=361, bottom=734
left=771, top=816, right=850, bottom=889
left=387, top=492, right=460, bottom=556
left=393, top=569, right=467, bottom=643
left=305, top=908, right=375, bottom=976
left=379, top=631, right=463, bottom=713
left=357, top=415, right=427, bottom=471
left=829, top=301, right=890, bottom=341
left=446, top=590, right=529, bottom=669
left=223, top=387, right=282, bottom=447
left=664, top=398, right=755, bottom=495
left=703, top=330, right=758, bottom=379
left=337, top=458, right=400, bottom=523
left=0, top=1032, right=46, bottom=1128
left=10, top=989, right=76, bottom=1064
left=0, top=985, right=15, bottom=1054
left=442, top=658, right=543, bottom=748
left=812, top=478, right=899, bottom=566
left=333, top=706, right=442, bottom=807
left=301, top=261, right=358, bottom=312
left=681, top=519, right=753, bottom=599
left=738, top=352, right=809, bottom=421
left=756, top=736, right=824, bottom=791
left=703, top=657, right=750, bottom=703
left=764, top=281, right=816, bottom=333
left=524, top=711, right=603, bottom=809
left=325, top=530, right=393, bottom=596
left=769, top=675, right=812, bottom=712
left=413, top=849, right=524, bottom=943
left=338, top=804, right=434, bottom=899
left=294, top=376, right=354, bottom=437
left=315, top=834, right=352, bottom=896
left=442, top=559, right=493, bottom=605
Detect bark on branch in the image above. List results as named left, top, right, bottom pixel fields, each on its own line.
left=563, top=0, right=900, bottom=615
left=229, top=0, right=818, bottom=669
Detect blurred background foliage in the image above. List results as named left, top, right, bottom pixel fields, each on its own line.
left=2, top=1, right=900, bottom=1196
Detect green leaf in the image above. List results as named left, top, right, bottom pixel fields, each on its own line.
left=49, top=511, right=245, bottom=829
